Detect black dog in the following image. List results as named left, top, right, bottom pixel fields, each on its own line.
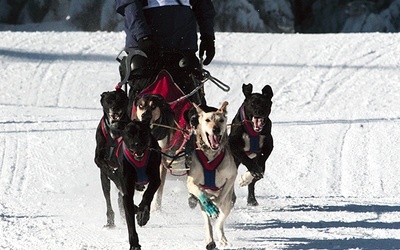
left=228, top=83, right=274, bottom=206
left=95, top=88, right=130, bottom=228
left=117, top=120, right=161, bottom=250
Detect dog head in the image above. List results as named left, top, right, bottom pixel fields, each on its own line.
left=134, top=94, right=172, bottom=125
left=122, top=120, right=152, bottom=160
left=242, top=83, right=273, bottom=132
left=194, top=102, right=229, bottom=151
left=100, top=88, right=129, bottom=129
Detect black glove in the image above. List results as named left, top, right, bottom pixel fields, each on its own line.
left=137, top=36, right=157, bottom=59
left=199, top=34, right=215, bottom=65
left=136, top=205, right=150, bottom=226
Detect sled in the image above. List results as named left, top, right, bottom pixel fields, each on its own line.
left=137, top=69, right=193, bottom=152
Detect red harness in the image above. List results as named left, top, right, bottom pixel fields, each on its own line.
left=195, top=149, right=225, bottom=191
left=100, top=117, right=121, bottom=168
left=238, top=105, right=261, bottom=154
left=116, top=142, right=151, bottom=185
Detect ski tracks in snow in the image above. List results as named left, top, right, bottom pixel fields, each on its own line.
left=2, top=31, right=400, bottom=249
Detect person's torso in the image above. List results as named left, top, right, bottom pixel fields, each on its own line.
left=142, top=0, right=190, bottom=9
left=143, top=5, right=198, bottom=51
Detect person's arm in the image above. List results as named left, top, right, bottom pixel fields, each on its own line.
left=191, top=0, right=216, bottom=65
left=190, top=0, right=216, bottom=38
left=115, top=0, right=152, bottom=43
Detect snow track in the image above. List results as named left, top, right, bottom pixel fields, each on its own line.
left=1, top=31, right=400, bottom=249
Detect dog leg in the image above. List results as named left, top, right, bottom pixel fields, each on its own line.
left=118, top=192, right=126, bottom=224
left=100, top=171, right=115, bottom=228
left=215, top=186, right=234, bottom=247
left=152, top=159, right=167, bottom=212
left=201, top=210, right=216, bottom=250
left=215, top=209, right=229, bottom=247
left=247, top=180, right=259, bottom=206
left=187, top=176, right=219, bottom=218
left=122, top=187, right=141, bottom=249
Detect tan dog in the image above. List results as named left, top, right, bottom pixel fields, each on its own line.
left=134, top=94, right=176, bottom=211
left=186, top=101, right=237, bottom=250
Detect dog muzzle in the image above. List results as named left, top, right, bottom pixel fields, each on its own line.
left=109, top=112, right=122, bottom=122
left=251, top=117, right=265, bottom=132
left=207, top=133, right=222, bottom=150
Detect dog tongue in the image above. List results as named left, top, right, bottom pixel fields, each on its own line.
left=208, top=134, right=220, bottom=149
left=252, top=117, right=264, bottom=132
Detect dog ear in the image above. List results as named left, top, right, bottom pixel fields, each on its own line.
left=184, top=107, right=199, bottom=127
left=134, top=94, right=141, bottom=107
left=190, top=113, right=199, bottom=127
left=115, top=88, right=129, bottom=106
left=242, top=83, right=253, bottom=98
left=192, top=103, right=203, bottom=114
left=100, top=92, right=107, bottom=104
left=156, top=95, right=171, bottom=113
left=262, top=85, right=273, bottom=100
left=217, top=101, right=228, bottom=113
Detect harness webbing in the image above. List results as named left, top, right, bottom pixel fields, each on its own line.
left=101, top=117, right=121, bottom=166
left=238, top=105, right=261, bottom=154
left=122, top=143, right=151, bottom=185
left=196, top=149, right=225, bottom=191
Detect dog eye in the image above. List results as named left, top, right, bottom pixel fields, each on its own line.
left=151, top=105, right=156, bottom=110
left=219, top=119, right=224, bottom=123
left=205, top=118, right=211, bottom=122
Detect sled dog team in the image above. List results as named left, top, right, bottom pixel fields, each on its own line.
left=95, top=83, right=273, bottom=250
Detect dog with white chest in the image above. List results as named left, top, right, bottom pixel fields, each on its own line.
left=186, top=101, right=237, bottom=250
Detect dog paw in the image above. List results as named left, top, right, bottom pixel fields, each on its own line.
left=219, top=236, right=228, bottom=247
left=206, top=241, right=216, bottom=250
left=136, top=205, right=150, bottom=226
left=239, top=171, right=254, bottom=186
left=199, top=193, right=219, bottom=218
left=103, top=222, right=116, bottom=229
left=188, top=194, right=198, bottom=209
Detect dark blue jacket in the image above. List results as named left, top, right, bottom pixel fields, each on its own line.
left=116, top=0, right=215, bottom=51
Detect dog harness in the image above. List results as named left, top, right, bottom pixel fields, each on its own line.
left=120, top=142, right=151, bottom=185
left=101, top=117, right=121, bottom=168
left=238, top=105, right=261, bottom=154
left=195, top=149, right=225, bottom=191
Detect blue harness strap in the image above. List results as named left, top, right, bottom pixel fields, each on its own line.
left=121, top=143, right=150, bottom=185
left=238, top=106, right=260, bottom=154
left=196, top=149, right=225, bottom=191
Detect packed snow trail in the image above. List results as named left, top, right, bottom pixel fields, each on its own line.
left=1, top=31, right=400, bottom=249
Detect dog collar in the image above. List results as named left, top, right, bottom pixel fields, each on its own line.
left=100, top=117, right=123, bottom=166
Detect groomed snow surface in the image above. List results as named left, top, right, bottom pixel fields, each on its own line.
left=1, top=31, right=400, bottom=249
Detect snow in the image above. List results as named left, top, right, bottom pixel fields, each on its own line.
left=1, top=30, right=400, bottom=249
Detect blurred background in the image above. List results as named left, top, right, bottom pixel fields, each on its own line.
left=0, top=0, right=399, bottom=33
